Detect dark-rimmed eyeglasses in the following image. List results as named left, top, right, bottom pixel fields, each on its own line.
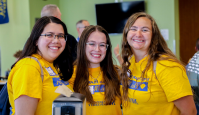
left=40, top=33, right=67, bottom=41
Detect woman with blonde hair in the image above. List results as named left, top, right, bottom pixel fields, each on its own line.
left=121, top=12, right=196, bottom=115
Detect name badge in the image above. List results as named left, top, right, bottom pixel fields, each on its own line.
left=89, top=86, right=94, bottom=94
left=45, top=67, right=56, bottom=76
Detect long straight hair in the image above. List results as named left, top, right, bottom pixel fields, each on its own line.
left=12, top=16, right=73, bottom=81
left=73, top=25, right=121, bottom=104
left=121, top=12, right=183, bottom=101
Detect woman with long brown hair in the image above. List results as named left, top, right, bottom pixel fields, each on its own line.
left=68, top=25, right=122, bottom=115
left=121, top=12, right=196, bottom=115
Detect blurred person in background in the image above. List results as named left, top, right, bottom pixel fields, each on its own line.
left=76, top=20, right=90, bottom=42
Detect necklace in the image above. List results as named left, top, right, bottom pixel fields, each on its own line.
left=90, top=72, right=101, bottom=83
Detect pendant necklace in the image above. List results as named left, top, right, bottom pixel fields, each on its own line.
left=90, top=72, right=101, bottom=83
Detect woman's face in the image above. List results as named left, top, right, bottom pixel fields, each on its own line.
left=37, top=23, right=66, bottom=62
left=127, top=17, right=152, bottom=53
left=85, top=31, right=107, bottom=68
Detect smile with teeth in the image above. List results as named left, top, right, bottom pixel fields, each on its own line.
left=133, top=39, right=144, bottom=43
left=91, top=54, right=101, bottom=58
left=49, top=46, right=59, bottom=50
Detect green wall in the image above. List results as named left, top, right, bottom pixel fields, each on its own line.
left=59, top=0, right=179, bottom=65
left=0, top=0, right=180, bottom=76
left=29, top=0, right=59, bottom=30
left=174, top=0, right=179, bottom=59
left=0, top=0, right=30, bottom=76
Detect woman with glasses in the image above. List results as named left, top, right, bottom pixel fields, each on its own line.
left=68, top=25, right=122, bottom=115
left=121, top=12, right=196, bottom=115
left=7, top=16, right=73, bottom=115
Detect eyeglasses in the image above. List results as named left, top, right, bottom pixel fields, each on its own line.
left=86, top=42, right=109, bottom=50
left=40, top=33, right=67, bottom=41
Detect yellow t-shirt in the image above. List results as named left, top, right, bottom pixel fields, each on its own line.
left=7, top=54, right=70, bottom=115
left=68, top=66, right=122, bottom=115
left=123, top=55, right=193, bottom=115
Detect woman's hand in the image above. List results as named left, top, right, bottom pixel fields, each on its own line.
left=114, top=44, right=120, bottom=57
left=114, top=44, right=123, bottom=65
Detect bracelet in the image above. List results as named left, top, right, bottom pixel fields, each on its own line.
left=116, top=54, right=120, bottom=57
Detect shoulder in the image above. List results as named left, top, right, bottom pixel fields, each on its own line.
left=187, top=51, right=199, bottom=72
left=16, top=57, right=40, bottom=67
left=72, top=65, right=77, bottom=77
left=14, top=56, right=44, bottom=72
left=67, top=34, right=76, bottom=39
left=189, top=51, right=199, bottom=64
left=68, top=65, right=77, bottom=86
left=157, top=55, right=183, bottom=67
left=155, top=55, right=186, bottom=75
left=8, top=56, right=43, bottom=84
left=67, top=34, right=77, bottom=44
left=69, top=66, right=77, bottom=79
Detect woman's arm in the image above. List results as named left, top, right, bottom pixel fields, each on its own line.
left=174, top=95, right=196, bottom=115
left=15, top=95, right=39, bottom=115
left=156, top=60, right=197, bottom=115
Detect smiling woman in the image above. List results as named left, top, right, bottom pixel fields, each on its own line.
left=7, top=16, right=73, bottom=115
left=121, top=12, right=196, bottom=115
left=68, top=25, right=122, bottom=115
left=37, top=23, right=66, bottom=62
left=85, top=31, right=107, bottom=68
left=127, top=17, right=152, bottom=59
